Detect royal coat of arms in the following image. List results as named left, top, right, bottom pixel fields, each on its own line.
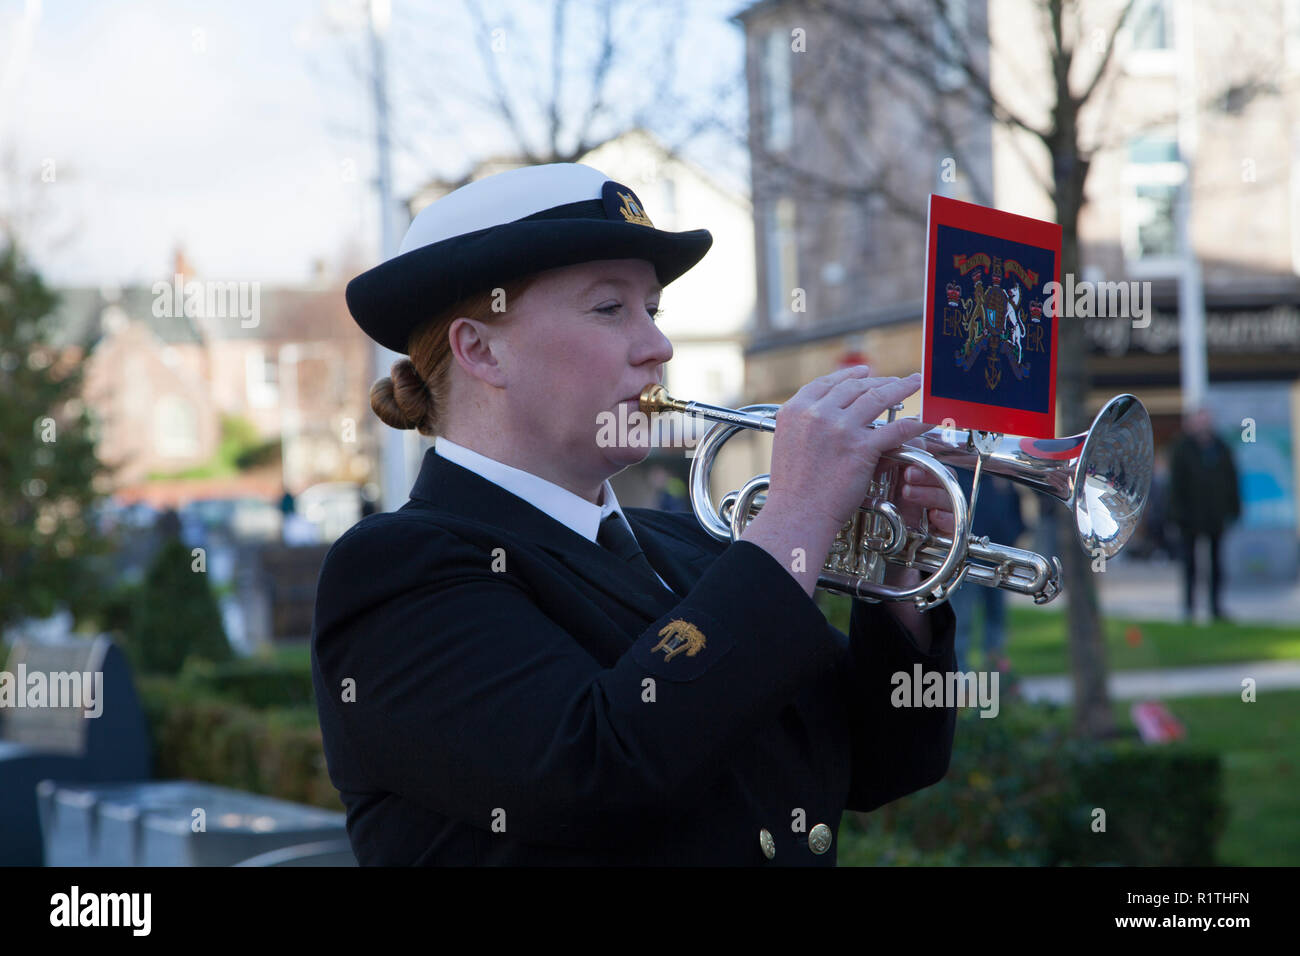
left=922, top=196, right=1061, bottom=439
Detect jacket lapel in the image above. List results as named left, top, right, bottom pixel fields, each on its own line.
left=630, top=513, right=718, bottom=598
left=405, top=448, right=682, bottom=623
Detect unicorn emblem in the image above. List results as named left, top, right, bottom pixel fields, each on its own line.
left=1005, top=284, right=1025, bottom=364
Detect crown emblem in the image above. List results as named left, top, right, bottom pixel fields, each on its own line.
left=945, top=281, right=962, bottom=305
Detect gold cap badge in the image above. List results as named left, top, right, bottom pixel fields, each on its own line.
left=615, top=190, right=654, bottom=228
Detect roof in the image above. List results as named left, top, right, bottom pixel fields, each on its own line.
left=729, top=0, right=790, bottom=26
left=45, top=282, right=355, bottom=350
left=45, top=286, right=202, bottom=350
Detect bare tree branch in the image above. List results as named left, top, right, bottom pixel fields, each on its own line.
left=548, top=0, right=568, bottom=155
left=1076, top=0, right=1136, bottom=106
left=572, top=0, right=617, bottom=151
left=823, top=0, right=1051, bottom=144
left=462, top=0, right=542, bottom=164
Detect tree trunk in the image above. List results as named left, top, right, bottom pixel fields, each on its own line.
left=1053, top=144, right=1116, bottom=739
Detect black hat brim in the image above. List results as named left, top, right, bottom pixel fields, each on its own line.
left=346, top=219, right=712, bottom=354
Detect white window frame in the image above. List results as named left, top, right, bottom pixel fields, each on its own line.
left=1121, top=132, right=1184, bottom=275
left=765, top=197, right=799, bottom=329
left=934, top=0, right=967, bottom=92
left=660, top=176, right=677, bottom=219
left=245, top=346, right=279, bottom=409
left=154, top=396, right=199, bottom=459
left=762, top=29, right=793, bottom=153
left=1124, top=0, right=1176, bottom=76
left=1287, top=0, right=1300, bottom=71
left=1292, top=125, right=1300, bottom=275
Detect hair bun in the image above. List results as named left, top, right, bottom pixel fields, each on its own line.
left=370, top=358, right=436, bottom=434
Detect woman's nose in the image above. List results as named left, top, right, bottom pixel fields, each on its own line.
left=634, top=316, right=673, bottom=366
left=644, top=321, right=676, bottom=366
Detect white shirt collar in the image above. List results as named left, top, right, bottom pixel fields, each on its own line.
left=433, top=435, right=627, bottom=543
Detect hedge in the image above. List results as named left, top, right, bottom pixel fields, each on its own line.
left=859, top=700, right=1226, bottom=865
left=138, top=669, right=1225, bottom=864
left=137, top=676, right=342, bottom=812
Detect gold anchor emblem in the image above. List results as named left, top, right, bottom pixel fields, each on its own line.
left=652, top=619, right=706, bottom=661
left=616, top=190, right=654, bottom=228
left=984, top=354, right=1002, bottom=391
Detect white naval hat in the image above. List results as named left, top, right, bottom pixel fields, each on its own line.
left=345, top=162, right=712, bottom=353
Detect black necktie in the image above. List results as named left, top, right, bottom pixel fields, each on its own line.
left=597, top=513, right=662, bottom=585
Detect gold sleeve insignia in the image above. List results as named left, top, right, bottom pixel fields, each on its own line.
left=651, top=619, right=706, bottom=661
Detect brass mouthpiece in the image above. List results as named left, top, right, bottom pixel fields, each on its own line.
left=639, top=383, right=687, bottom=415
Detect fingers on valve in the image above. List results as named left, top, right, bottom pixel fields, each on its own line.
left=870, top=417, right=930, bottom=450
left=846, top=373, right=920, bottom=415
left=928, top=508, right=957, bottom=534
left=819, top=376, right=897, bottom=415
left=800, top=363, right=873, bottom=402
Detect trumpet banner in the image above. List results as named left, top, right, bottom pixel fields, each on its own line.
left=922, top=195, right=1061, bottom=439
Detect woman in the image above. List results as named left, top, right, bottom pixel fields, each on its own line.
left=311, top=162, right=960, bottom=865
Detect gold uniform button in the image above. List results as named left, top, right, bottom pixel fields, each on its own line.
left=759, top=828, right=776, bottom=860
left=809, top=823, right=833, bottom=855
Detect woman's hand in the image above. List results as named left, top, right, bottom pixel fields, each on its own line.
left=884, top=455, right=961, bottom=650
left=763, top=366, right=933, bottom=539
left=742, top=364, right=940, bottom=598
left=897, top=463, right=958, bottom=538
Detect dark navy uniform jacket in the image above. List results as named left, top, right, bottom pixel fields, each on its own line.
left=311, top=447, right=958, bottom=865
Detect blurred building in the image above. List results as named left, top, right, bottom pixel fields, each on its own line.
left=50, top=250, right=375, bottom=499
left=734, top=0, right=995, bottom=487
left=736, top=0, right=1300, bottom=580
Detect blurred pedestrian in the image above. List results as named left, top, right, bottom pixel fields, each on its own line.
left=947, top=471, right=1025, bottom=671
left=1166, top=408, right=1241, bottom=622
left=1143, top=448, right=1174, bottom=562
left=359, top=484, right=379, bottom=518
left=649, top=463, right=690, bottom=513
left=154, top=506, right=182, bottom=541
left=278, top=485, right=314, bottom=546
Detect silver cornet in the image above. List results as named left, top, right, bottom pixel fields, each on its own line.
left=639, top=384, right=1153, bottom=610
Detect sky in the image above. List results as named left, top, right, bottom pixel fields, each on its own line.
left=0, top=0, right=748, bottom=288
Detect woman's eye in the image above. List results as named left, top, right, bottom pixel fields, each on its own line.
left=594, top=302, right=662, bottom=319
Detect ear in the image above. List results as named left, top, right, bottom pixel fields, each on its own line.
left=448, top=317, right=508, bottom=388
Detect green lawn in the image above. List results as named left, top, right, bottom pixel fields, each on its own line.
left=950, top=602, right=1300, bottom=865
left=819, top=592, right=1300, bottom=675
left=1001, top=605, right=1300, bottom=676
left=268, top=642, right=312, bottom=669
left=818, top=592, right=1299, bottom=865
left=1139, top=690, right=1300, bottom=866
left=836, top=689, right=1299, bottom=866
